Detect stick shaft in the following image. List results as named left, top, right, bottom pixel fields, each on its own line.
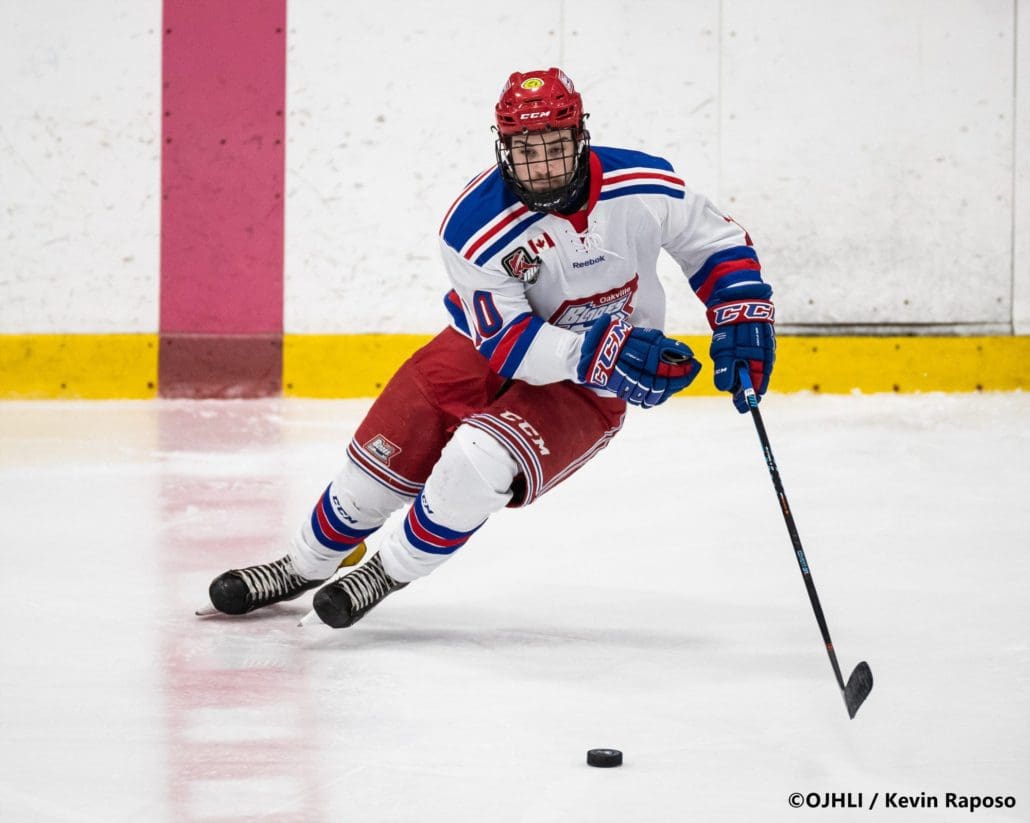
left=737, top=367, right=847, bottom=692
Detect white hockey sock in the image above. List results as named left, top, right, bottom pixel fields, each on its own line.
left=380, top=424, right=517, bottom=582
left=290, top=458, right=409, bottom=581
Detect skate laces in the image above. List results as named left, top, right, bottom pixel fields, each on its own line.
left=333, top=555, right=400, bottom=610
left=236, top=556, right=308, bottom=604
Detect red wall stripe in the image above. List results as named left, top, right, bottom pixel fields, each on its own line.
left=160, top=0, right=285, bottom=397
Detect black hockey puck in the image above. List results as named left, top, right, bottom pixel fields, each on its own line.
left=587, top=748, right=623, bottom=768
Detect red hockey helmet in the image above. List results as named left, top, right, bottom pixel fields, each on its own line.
left=494, top=68, right=591, bottom=212
left=495, top=67, right=585, bottom=135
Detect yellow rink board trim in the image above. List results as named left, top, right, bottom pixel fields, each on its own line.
left=283, top=334, right=431, bottom=398
left=1, top=333, right=1027, bottom=399
left=0, top=334, right=158, bottom=399
left=773, top=336, right=1030, bottom=394
left=283, top=334, right=1030, bottom=397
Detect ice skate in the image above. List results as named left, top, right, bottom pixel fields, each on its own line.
left=301, top=552, right=407, bottom=628
left=197, top=543, right=366, bottom=616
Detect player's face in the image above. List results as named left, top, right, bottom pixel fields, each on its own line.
left=508, top=129, right=577, bottom=193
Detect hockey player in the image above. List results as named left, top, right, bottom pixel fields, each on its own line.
left=201, top=67, right=776, bottom=628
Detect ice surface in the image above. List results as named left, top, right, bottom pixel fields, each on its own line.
left=1, top=392, right=1028, bottom=822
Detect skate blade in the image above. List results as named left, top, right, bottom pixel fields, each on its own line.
left=297, top=609, right=323, bottom=628
left=195, top=604, right=221, bottom=617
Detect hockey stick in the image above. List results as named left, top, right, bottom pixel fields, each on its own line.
left=736, top=365, right=873, bottom=719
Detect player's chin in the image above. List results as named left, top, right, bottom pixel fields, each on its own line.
left=527, top=178, right=570, bottom=193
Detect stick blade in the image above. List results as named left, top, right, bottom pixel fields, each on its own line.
left=843, top=661, right=873, bottom=718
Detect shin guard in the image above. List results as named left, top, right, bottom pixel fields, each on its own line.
left=379, top=425, right=518, bottom=582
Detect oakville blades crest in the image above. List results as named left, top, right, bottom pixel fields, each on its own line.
left=548, top=274, right=639, bottom=334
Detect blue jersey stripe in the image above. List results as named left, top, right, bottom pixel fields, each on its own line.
left=443, top=293, right=470, bottom=335
left=441, top=148, right=676, bottom=260
left=688, top=246, right=760, bottom=292
left=701, top=270, right=766, bottom=304
left=592, top=145, right=675, bottom=173
left=472, top=212, right=547, bottom=266
left=494, top=316, right=544, bottom=378
left=478, top=312, right=532, bottom=360
left=598, top=184, right=685, bottom=201
left=441, top=170, right=520, bottom=253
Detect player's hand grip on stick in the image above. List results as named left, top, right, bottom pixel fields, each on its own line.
left=577, top=316, right=701, bottom=408
left=738, top=365, right=873, bottom=718
left=708, top=283, right=775, bottom=412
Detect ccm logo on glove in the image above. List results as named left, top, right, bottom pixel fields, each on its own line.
left=707, top=300, right=775, bottom=327
left=587, top=318, right=631, bottom=386
left=577, top=316, right=701, bottom=408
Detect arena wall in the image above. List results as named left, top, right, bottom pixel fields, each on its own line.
left=2, top=0, right=1027, bottom=397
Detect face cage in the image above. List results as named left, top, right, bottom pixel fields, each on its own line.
left=495, top=128, right=591, bottom=213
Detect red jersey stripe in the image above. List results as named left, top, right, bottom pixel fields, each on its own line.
left=487, top=317, right=532, bottom=372
left=696, top=258, right=762, bottom=303
left=603, top=171, right=684, bottom=187
left=464, top=204, right=532, bottom=260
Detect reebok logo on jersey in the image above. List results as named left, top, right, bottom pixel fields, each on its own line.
left=572, top=255, right=606, bottom=269
left=365, top=435, right=402, bottom=466
left=549, top=274, right=639, bottom=334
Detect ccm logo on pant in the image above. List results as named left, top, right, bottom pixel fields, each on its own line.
left=499, top=411, right=551, bottom=456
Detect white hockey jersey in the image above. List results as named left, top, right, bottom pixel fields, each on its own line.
left=438, top=145, right=764, bottom=386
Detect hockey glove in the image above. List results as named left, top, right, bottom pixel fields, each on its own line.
left=707, top=282, right=776, bottom=413
left=577, top=316, right=701, bottom=408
